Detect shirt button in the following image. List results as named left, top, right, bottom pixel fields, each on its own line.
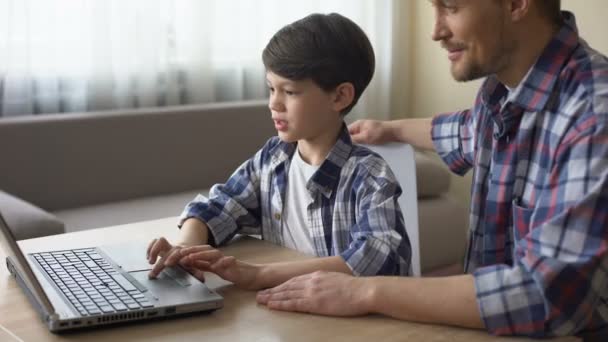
left=274, top=213, right=281, bottom=220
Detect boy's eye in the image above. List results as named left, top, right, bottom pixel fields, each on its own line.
left=285, top=90, right=295, bottom=95
left=268, top=87, right=275, bottom=93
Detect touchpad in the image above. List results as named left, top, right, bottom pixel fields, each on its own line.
left=130, top=270, right=190, bottom=290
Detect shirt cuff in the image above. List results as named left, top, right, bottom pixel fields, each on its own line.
left=178, top=194, right=238, bottom=247
left=473, top=264, right=547, bottom=336
left=431, top=112, right=472, bottom=176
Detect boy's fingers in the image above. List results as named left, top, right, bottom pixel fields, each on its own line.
left=149, top=255, right=168, bottom=278
left=164, top=248, right=184, bottom=266
left=188, top=249, right=224, bottom=263
left=179, top=245, right=214, bottom=255
left=147, top=237, right=170, bottom=264
left=146, top=238, right=157, bottom=260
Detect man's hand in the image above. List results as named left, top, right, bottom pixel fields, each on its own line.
left=348, top=119, right=393, bottom=145
left=179, top=245, right=262, bottom=290
left=256, top=271, right=372, bottom=316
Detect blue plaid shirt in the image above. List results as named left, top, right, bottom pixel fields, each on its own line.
left=432, top=12, right=608, bottom=337
left=179, top=124, right=412, bottom=276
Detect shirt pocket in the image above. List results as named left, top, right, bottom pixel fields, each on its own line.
left=511, top=199, right=533, bottom=243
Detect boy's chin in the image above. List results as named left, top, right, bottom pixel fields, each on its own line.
left=276, top=132, right=297, bottom=143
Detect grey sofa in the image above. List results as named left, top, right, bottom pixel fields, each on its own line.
left=0, top=101, right=467, bottom=273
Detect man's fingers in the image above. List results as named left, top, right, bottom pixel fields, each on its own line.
left=266, top=298, right=311, bottom=313
left=257, top=289, right=303, bottom=303
left=259, top=275, right=310, bottom=295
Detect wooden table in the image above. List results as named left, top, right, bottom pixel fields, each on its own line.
left=0, top=218, right=579, bottom=342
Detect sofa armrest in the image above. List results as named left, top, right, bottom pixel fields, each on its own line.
left=0, top=191, right=65, bottom=240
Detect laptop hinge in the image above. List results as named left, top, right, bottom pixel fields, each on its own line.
left=7, top=257, right=55, bottom=323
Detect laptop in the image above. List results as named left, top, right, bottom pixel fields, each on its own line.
left=0, top=211, right=223, bottom=332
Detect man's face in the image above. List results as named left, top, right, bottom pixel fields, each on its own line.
left=431, top=0, right=515, bottom=82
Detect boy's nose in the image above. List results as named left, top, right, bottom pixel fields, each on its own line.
left=268, top=94, right=284, bottom=112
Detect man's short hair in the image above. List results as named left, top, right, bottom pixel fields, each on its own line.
left=536, top=0, right=562, bottom=25
left=262, top=13, right=375, bottom=115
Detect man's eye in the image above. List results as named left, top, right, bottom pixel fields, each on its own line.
left=285, top=90, right=295, bottom=95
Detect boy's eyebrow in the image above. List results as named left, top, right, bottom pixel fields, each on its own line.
left=265, top=78, right=297, bottom=88
left=429, top=0, right=457, bottom=7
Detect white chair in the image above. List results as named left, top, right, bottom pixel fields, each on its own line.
left=364, top=144, right=421, bottom=276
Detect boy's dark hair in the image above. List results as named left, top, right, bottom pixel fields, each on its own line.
left=262, top=13, right=375, bottom=115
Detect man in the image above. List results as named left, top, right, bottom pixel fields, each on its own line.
left=256, top=0, right=608, bottom=339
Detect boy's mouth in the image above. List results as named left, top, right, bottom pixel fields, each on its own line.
left=273, top=119, right=288, bottom=132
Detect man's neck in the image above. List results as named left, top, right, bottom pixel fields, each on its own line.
left=497, top=21, right=561, bottom=88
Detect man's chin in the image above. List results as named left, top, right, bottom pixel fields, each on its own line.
left=451, top=67, right=486, bottom=83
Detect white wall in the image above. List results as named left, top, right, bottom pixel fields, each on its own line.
left=394, top=0, right=608, bottom=205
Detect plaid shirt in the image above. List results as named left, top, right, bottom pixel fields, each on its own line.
left=179, top=124, right=412, bottom=276
left=432, top=13, right=608, bottom=337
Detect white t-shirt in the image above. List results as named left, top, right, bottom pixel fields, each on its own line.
left=281, top=148, right=318, bottom=255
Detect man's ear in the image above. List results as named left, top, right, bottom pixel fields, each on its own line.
left=332, top=82, right=355, bottom=113
left=507, top=0, right=531, bottom=22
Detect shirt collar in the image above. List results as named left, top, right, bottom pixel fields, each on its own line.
left=269, top=123, right=354, bottom=198
left=480, top=11, right=580, bottom=113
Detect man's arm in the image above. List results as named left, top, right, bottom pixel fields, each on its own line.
left=256, top=271, right=483, bottom=329
left=367, top=274, right=483, bottom=328
left=348, top=118, right=434, bottom=150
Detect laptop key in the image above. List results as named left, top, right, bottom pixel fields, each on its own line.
left=99, top=305, right=114, bottom=313
left=111, top=274, right=137, bottom=292
left=112, top=303, right=128, bottom=311
left=127, top=303, right=140, bottom=310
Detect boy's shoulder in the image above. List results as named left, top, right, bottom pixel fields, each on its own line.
left=347, top=144, right=395, bottom=178
left=257, top=136, right=290, bottom=160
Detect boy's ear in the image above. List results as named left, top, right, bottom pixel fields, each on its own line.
left=332, top=82, right=355, bottom=113
left=505, top=0, right=531, bottom=22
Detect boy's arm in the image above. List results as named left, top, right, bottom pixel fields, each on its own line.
left=179, top=245, right=352, bottom=290
left=339, top=164, right=411, bottom=276
left=253, top=256, right=352, bottom=289
left=175, top=218, right=209, bottom=246
left=179, top=139, right=275, bottom=247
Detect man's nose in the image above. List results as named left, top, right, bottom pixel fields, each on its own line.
left=431, top=17, right=450, bottom=42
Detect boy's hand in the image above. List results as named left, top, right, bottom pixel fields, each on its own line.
left=147, top=237, right=193, bottom=279
left=348, top=119, right=391, bottom=145
left=179, top=245, right=262, bottom=290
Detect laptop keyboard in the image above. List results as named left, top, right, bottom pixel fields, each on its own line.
left=32, top=248, right=154, bottom=316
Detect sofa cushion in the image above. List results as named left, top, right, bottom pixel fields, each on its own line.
left=0, top=190, right=65, bottom=240
left=414, top=152, right=451, bottom=198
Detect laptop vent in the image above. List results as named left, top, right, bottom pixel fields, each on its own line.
left=96, top=311, right=146, bottom=324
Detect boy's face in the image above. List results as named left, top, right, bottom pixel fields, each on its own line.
left=431, top=0, right=515, bottom=82
left=266, top=72, right=342, bottom=144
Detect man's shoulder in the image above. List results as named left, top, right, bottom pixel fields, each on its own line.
left=560, top=41, right=608, bottom=104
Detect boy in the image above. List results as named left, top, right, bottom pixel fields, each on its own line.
left=146, top=13, right=411, bottom=290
